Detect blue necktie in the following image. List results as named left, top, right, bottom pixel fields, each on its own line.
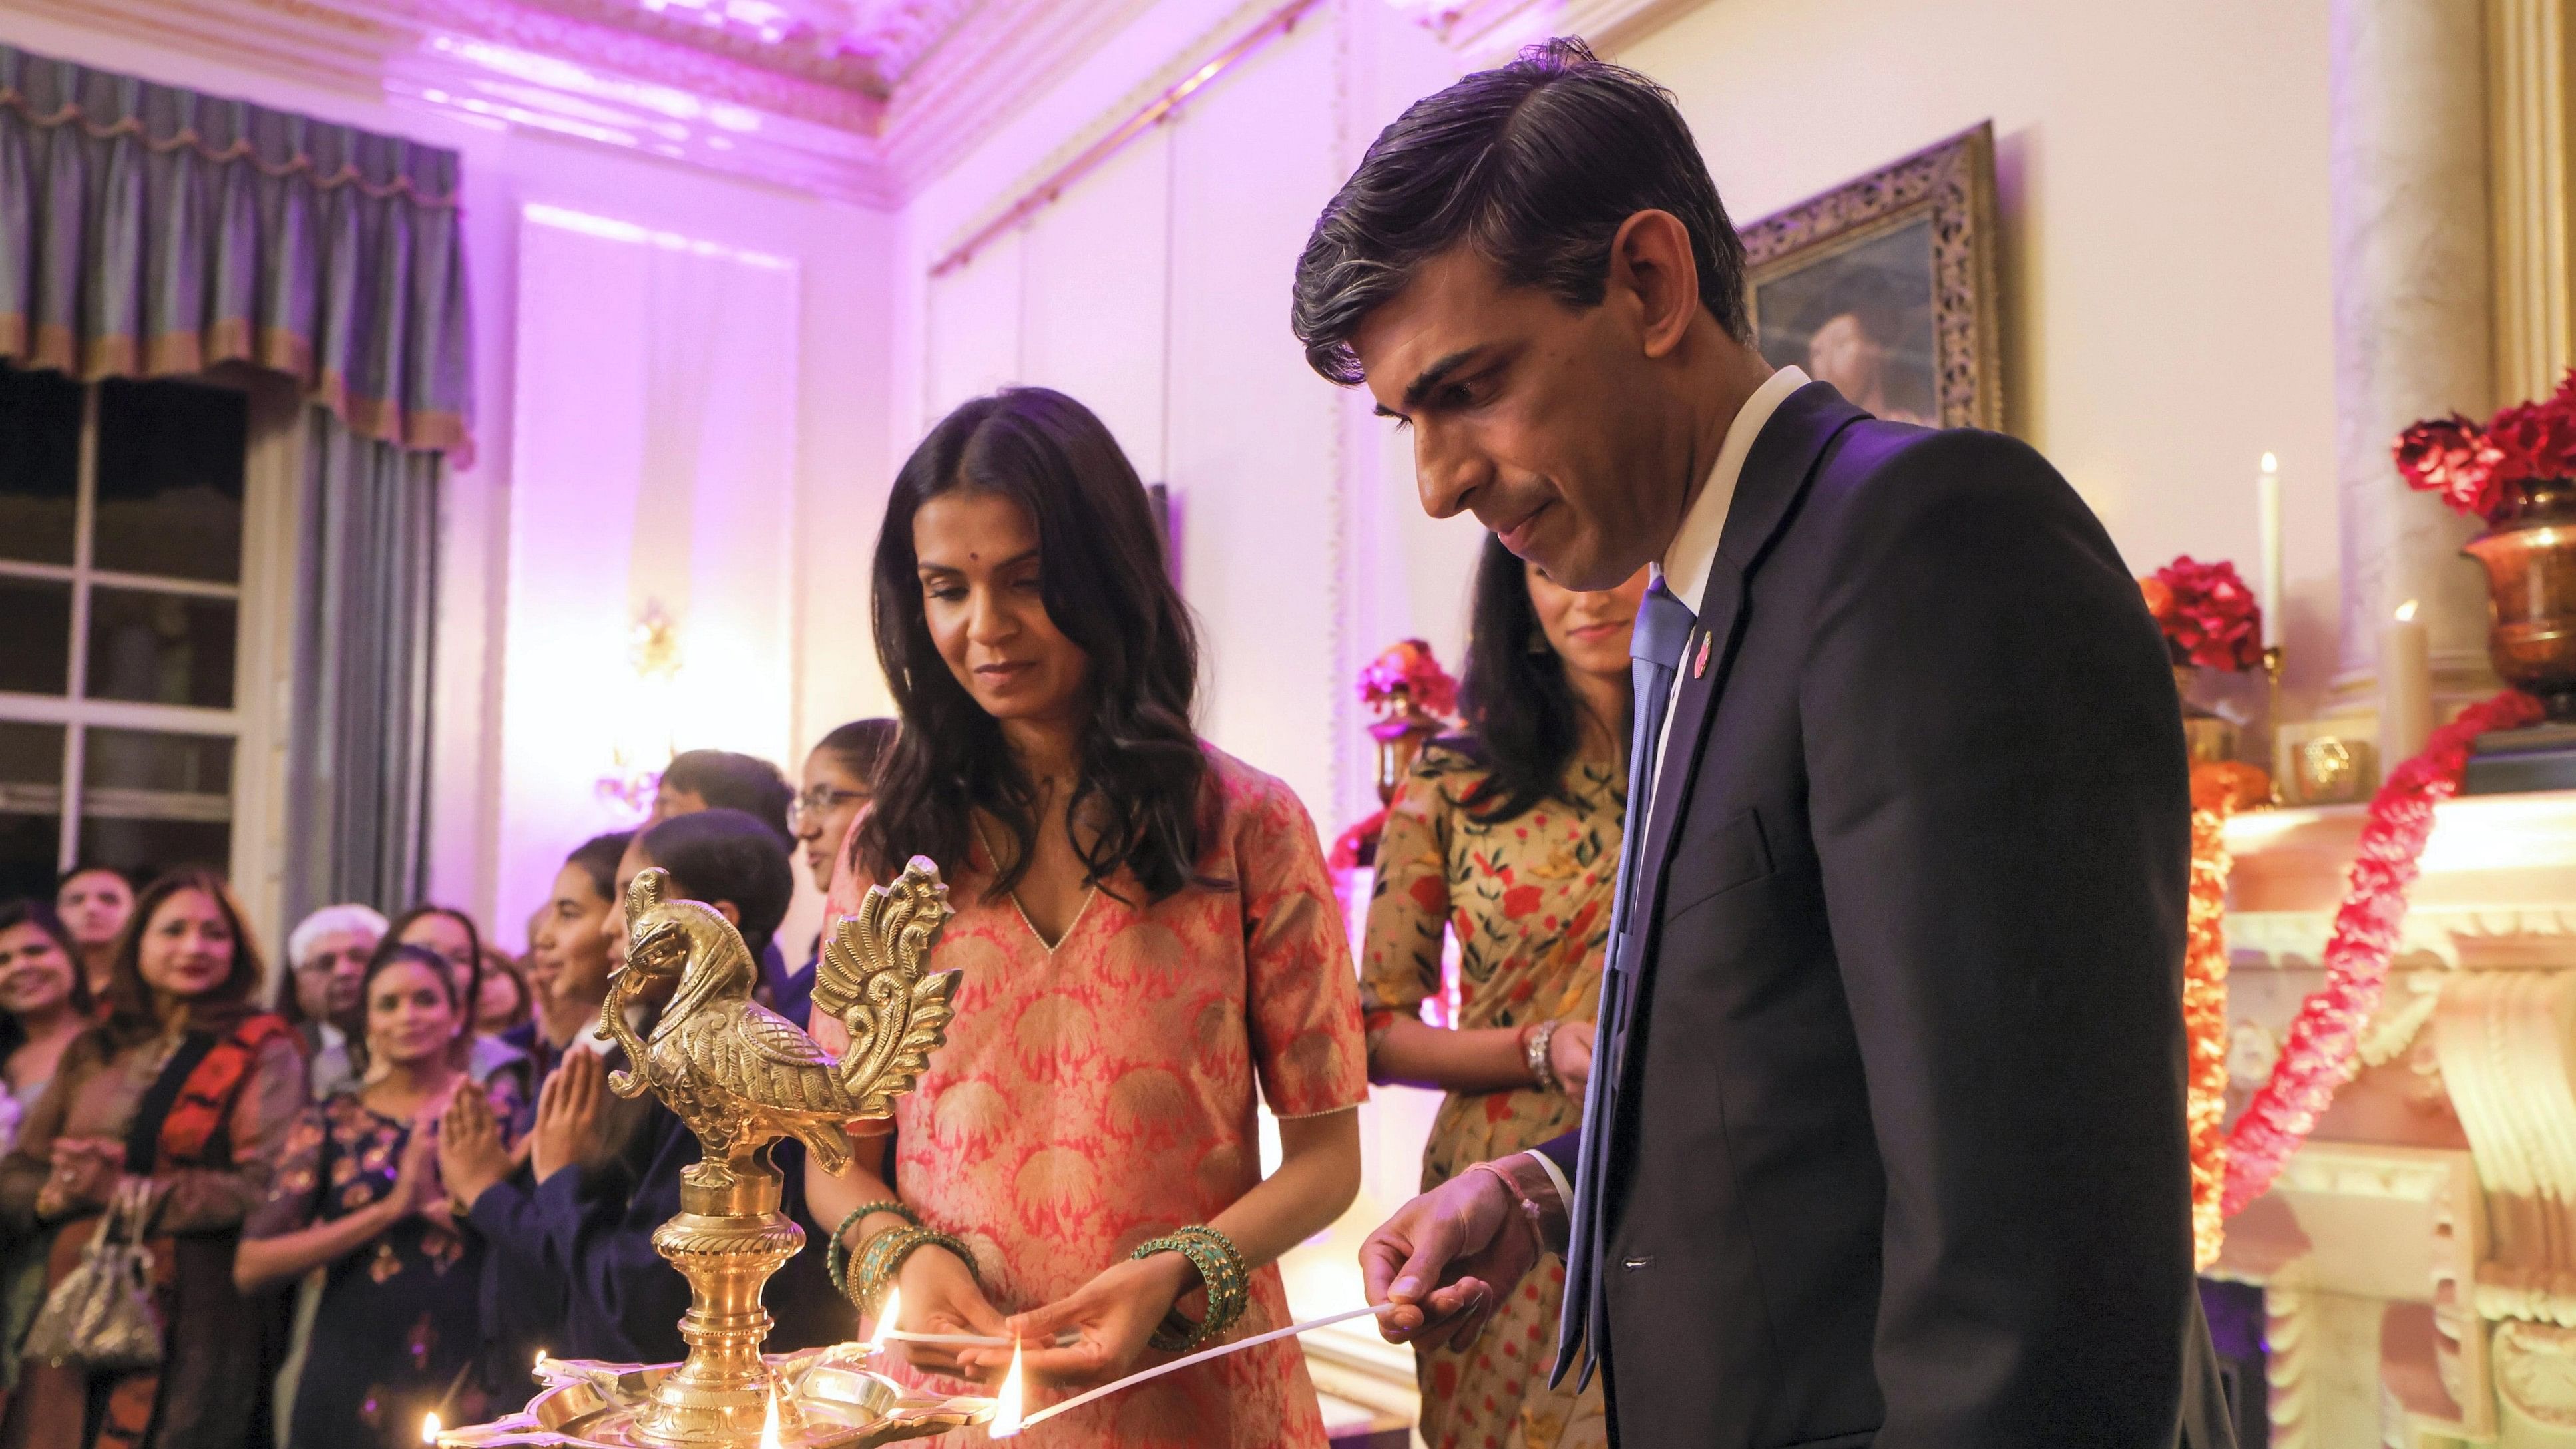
left=1554, top=578, right=1695, bottom=1388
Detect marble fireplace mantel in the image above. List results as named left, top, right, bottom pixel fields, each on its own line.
left=2213, top=789, right=2576, bottom=1448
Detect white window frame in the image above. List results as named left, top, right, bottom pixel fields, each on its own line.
left=0, top=367, right=299, bottom=946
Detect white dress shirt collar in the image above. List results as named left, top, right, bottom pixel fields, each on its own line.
left=1659, top=365, right=1809, bottom=613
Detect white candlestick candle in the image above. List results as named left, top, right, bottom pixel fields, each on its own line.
left=2380, top=598, right=2434, bottom=768
left=2258, top=451, right=2284, bottom=650
left=1002, top=1304, right=1400, bottom=1434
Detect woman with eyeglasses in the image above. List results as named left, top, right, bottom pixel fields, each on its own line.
left=777, top=718, right=897, bottom=1026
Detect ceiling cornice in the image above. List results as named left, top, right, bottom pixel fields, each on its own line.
left=0, top=0, right=1162, bottom=206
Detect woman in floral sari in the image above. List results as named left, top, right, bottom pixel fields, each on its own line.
left=1359, top=535, right=1643, bottom=1449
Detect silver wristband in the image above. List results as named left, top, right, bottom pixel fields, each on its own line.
left=1524, top=1018, right=1562, bottom=1092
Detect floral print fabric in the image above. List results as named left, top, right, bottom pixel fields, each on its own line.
left=1360, top=743, right=1621, bottom=1449
left=248, top=1082, right=523, bottom=1448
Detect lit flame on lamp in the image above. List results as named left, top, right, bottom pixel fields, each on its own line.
left=420, top=1412, right=441, bottom=1444
left=865, top=1286, right=899, bottom=1356
left=2396, top=598, right=2420, bottom=624
left=759, top=1384, right=784, bottom=1449
left=989, top=1341, right=1025, bottom=1438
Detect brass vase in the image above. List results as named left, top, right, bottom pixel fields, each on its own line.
left=2173, top=666, right=2239, bottom=764
left=2463, top=475, right=2576, bottom=722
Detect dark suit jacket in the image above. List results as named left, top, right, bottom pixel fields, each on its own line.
left=1538, top=382, right=2226, bottom=1447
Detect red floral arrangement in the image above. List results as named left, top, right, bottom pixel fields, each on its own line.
left=2142, top=556, right=2264, bottom=672
left=1356, top=638, right=1458, bottom=722
left=1332, top=641, right=1462, bottom=871
left=2393, top=369, right=2576, bottom=523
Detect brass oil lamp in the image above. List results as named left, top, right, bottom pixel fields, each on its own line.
left=434, top=859, right=995, bottom=1448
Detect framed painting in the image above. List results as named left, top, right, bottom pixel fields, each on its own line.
left=1740, top=122, right=2002, bottom=431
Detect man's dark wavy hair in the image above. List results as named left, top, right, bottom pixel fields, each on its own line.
left=857, top=387, right=1221, bottom=905
left=1291, top=37, right=1748, bottom=385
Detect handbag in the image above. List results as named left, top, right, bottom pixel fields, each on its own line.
left=22, top=1177, right=164, bottom=1372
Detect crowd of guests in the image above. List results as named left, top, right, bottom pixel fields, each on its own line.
left=0, top=733, right=895, bottom=1449
left=0, top=385, right=1636, bottom=1449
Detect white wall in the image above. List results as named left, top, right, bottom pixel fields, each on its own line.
left=1617, top=0, right=2340, bottom=700
left=0, top=9, right=901, bottom=947
left=893, top=0, right=1481, bottom=840
left=881, top=0, right=2343, bottom=820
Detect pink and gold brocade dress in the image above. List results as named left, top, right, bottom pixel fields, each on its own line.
left=822, top=749, right=1369, bottom=1448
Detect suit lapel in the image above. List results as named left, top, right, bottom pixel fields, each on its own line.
left=1631, top=382, right=1868, bottom=930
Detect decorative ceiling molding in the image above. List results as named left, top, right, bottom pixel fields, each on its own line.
left=1390, top=0, right=1711, bottom=66
left=0, top=0, right=1158, bottom=205
left=930, top=0, right=1319, bottom=276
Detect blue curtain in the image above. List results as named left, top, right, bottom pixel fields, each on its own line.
left=0, top=44, right=472, bottom=915
left=0, top=44, right=474, bottom=458
left=286, top=413, right=441, bottom=919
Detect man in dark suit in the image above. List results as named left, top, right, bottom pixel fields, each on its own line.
left=1293, top=39, right=2229, bottom=1448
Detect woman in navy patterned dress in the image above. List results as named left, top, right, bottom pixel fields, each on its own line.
left=238, top=942, right=523, bottom=1446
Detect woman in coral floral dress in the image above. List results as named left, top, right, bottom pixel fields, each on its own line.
left=1360, top=535, right=1643, bottom=1449
left=807, top=387, right=1367, bottom=1448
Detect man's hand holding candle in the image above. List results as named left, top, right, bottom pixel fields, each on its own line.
left=1358, top=1151, right=1565, bottom=1349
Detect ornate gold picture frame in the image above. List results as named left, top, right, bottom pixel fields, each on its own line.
left=1740, top=122, right=2003, bottom=431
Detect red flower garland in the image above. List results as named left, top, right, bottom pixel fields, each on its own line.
left=2219, top=688, right=2544, bottom=1215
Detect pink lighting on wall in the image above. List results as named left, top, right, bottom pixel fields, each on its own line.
left=496, top=202, right=801, bottom=944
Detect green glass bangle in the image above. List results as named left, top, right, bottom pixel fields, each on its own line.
left=849, top=1223, right=979, bottom=1316
left=1130, top=1225, right=1250, bottom=1352
left=826, top=1201, right=919, bottom=1299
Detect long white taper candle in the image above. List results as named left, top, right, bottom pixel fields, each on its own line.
left=2258, top=451, right=2284, bottom=650
left=1002, top=1304, right=1399, bottom=1433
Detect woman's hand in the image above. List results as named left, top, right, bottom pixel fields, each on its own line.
left=531, top=1050, right=606, bottom=1183
left=1550, top=1020, right=1597, bottom=1098
left=881, top=1241, right=1010, bottom=1382
left=976, top=1252, right=1197, bottom=1388
left=390, top=1121, right=443, bottom=1222
left=438, top=1082, right=515, bottom=1209
left=37, top=1138, right=124, bottom=1218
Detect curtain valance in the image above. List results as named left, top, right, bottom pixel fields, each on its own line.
left=0, top=45, right=474, bottom=460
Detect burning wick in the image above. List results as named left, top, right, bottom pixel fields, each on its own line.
left=988, top=1340, right=1026, bottom=1438
left=758, top=1383, right=784, bottom=1449
left=419, top=1412, right=441, bottom=1445
left=865, top=1285, right=900, bottom=1356
left=2396, top=598, right=2420, bottom=624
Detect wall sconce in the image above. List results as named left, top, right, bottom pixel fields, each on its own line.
left=596, top=600, right=684, bottom=818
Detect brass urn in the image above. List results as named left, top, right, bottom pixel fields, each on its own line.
left=2464, top=475, right=2576, bottom=721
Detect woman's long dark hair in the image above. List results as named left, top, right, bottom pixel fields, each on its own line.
left=857, top=388, right=1219, bottom=903
left=1447, top=533, right=1628, bottom=822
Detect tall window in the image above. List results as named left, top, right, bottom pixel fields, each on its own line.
left=0, top=363, right=254, bottom=902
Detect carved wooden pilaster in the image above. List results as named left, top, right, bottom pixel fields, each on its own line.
left=2271, top=1281, right=2320, bottom=1449
left=2436, top=971, right=2576, bottom=1329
